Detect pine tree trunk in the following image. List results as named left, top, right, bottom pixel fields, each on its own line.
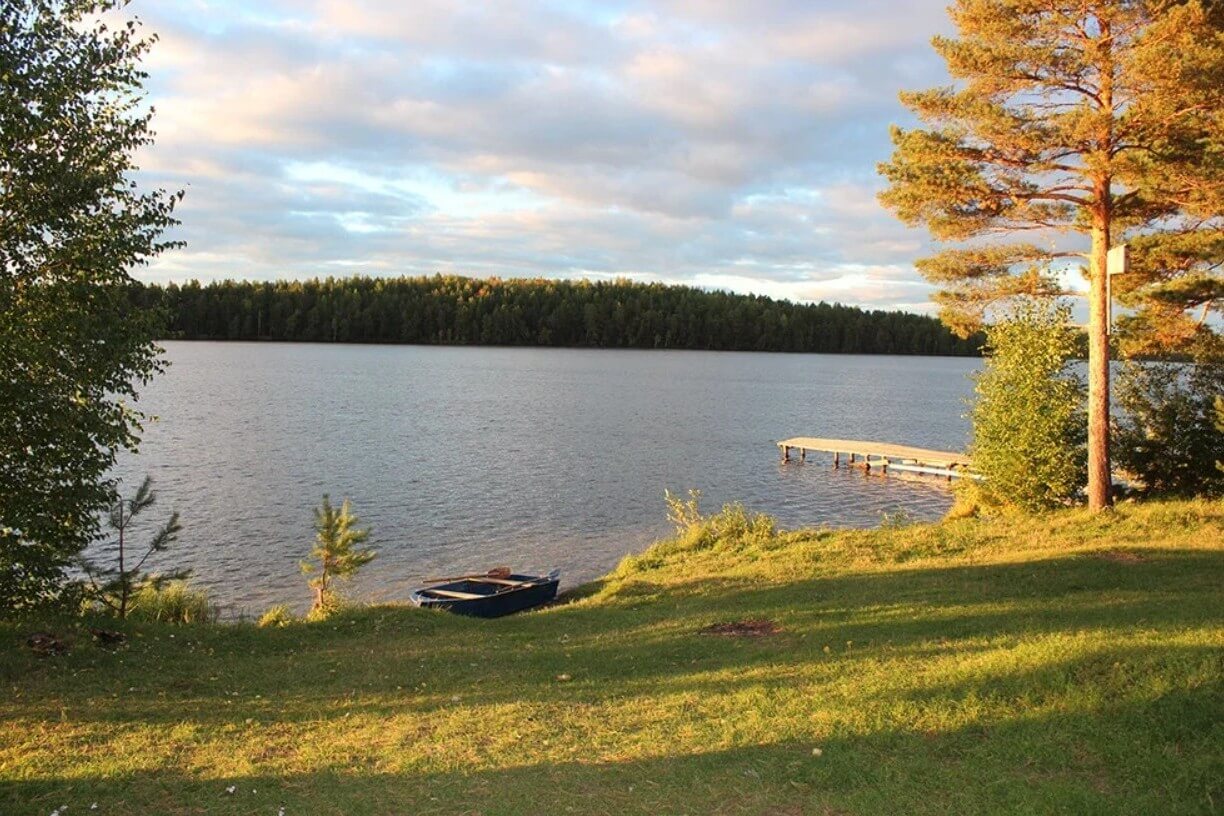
left=1087, top=218, right=1113, bottom=512
left=1087, top=21, right=1116, bottom=515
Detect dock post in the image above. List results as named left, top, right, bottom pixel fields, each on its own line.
left=781, top=445, right=790, bottom=463
left=834, top=451, right=840, bottom=468
left=800, top=448, right=807, bottom=462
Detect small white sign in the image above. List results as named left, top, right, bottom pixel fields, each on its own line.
left=1107, top=244, right=1129, bottom=276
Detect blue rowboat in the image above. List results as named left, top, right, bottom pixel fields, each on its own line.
left=410, top=569, right=561, bottom=618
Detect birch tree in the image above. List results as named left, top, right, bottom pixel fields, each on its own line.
left=1, top=1, right=181, bottom=609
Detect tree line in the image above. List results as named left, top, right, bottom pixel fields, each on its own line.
left=133, top=275, right=984, bottom=356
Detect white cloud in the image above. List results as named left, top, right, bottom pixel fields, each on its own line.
left=123, top=0, right=956, bottom=310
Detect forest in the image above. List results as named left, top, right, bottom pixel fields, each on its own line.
left=135, top=275, right=984, bottom=356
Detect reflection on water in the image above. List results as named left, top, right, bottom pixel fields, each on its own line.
left=106, top=342, right=978, bottom=612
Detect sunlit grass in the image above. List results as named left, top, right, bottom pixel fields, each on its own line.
left=2, top=498, right=1221, bottom=815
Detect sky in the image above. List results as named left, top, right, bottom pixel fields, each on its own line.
left=124, top=0, right=961, bottom=312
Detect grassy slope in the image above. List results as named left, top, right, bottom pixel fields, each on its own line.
left=2, top=499, right=1222, bottom=816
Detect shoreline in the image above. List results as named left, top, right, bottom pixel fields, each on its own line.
left=154, top=336, right=984, bottom=358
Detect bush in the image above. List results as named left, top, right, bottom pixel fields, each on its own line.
left=970, top=300, right=1087, bottom=512
left=1113, top=355, right=1224, bottom=498
left=304, top=593, right=353, bottom=622
left=619, top=491, right=780, bottom=575
left=1217, top=396, right=1224, bottom=474
left=128, top=581, right=217, bottom=624
left=258, top=604, right=295, bottom=628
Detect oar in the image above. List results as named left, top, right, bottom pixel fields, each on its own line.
left=422, top=566, right=512, bottom=584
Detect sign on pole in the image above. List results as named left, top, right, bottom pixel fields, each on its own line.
left=1106, top=244, right=1129, bottom=335
left=1107, top=244, right=1129, bottom=277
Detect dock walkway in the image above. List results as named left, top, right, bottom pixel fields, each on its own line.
left=778, top=437, right=973, bottom=479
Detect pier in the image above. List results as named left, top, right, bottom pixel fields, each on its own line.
left=778, top=437, right=974, bottom=480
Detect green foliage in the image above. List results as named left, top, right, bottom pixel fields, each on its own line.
left=301, top=496, right=374, bottom=614
left=127, top=581, right=216, bottom=625
left=970, top=300, right=1087, bottom=511
left=878, top=0, right=1223, bottom=345
left=879, top=509, right=914, bottom=529
left=618, top=491, right=780, bottom=575
left=130, top=275, right=984, bottom=356
left=257, top=604, right=295, bottom=628
left=82, top=477, right=185, bottom=619
left=0, top=1, right=181, bottom=612
left=1217, top=395, right=1224, bottom=473
left=1114, top=355, right=1224, bottom=498
left=663, top=489, right=703, bottom=534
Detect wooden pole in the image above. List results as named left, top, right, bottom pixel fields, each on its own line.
left=834, top=452, right=840, bottom=468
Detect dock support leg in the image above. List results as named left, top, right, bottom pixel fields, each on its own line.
left=782, top=445, right=790, bottom=463
left=800, top=448, right=807, bottom=463
left=834, top=452, right=840, bottom=468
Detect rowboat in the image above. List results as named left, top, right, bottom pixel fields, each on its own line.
left=409, top=569, right=561, bottom=618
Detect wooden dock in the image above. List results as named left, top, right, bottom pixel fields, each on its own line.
left=778, top=437, right=974, bottom=480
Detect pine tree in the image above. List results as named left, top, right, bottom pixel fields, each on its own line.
left=301, top=496, right=374, bottom=614
left=82, top=476, right=185, bottom=619
left=879, top=0, right=1223, bottom=511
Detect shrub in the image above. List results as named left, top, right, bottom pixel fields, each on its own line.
left=970, top=299, right=1087, bottom=512
left=1217, top=396, right=1224, bottom=474
left=128, top=581, right=216, bottom=624
left=664, top=489, right=703, bottom=534
left=618, top=491, right=780, bottom=575
left=1113, top=354, right=1224, bottom=498
left=305, top=593, right=352, bottom=622
left=258, top=604, right=295, bottom=628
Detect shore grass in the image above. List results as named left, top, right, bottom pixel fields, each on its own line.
left=3, top=498, right=1222, bottom=815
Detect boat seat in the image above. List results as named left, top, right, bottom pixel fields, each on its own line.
left=423, top=588, right=486, bottom=600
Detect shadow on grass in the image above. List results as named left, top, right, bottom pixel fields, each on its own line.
left=4, top=549, right=1221, bottom=728
left=4, top=688, right=1220, bottom=816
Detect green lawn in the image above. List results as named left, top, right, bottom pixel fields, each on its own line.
left=3, top=499, right=1222, bottom=815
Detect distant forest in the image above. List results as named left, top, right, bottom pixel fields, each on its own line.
left=134, top=275, right=984, bottom=356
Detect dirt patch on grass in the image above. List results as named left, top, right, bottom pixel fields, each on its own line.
left=698, top=619, right=781, bottom=638
left=1099, top=550, right=1147, bottom=564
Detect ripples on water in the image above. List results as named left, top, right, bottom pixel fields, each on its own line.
left=105, top=343, right=979, bottom=612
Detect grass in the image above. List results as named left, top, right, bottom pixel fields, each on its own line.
left=126, top=581, right=218, bottom=625
left=2, top=498, right=1222, bottom=815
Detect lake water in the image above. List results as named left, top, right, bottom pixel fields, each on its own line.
left=105, top=342, right=979, bottom=613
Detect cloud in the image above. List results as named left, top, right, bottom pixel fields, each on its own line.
left=121, top=0, right=955, bottom=310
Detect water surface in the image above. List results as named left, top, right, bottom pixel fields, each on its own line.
left=107, top=343, right=978, bottom=612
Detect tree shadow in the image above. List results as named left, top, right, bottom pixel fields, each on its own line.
left=4, top=688, right=1219, bottom=815
left=5, top=549, right=1221, bottom=729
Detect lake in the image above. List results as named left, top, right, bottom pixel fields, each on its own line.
left=105, top=342, right=979, bottom=613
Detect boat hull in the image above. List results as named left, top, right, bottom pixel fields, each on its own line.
left=410, top=572, right=560, bottom=618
